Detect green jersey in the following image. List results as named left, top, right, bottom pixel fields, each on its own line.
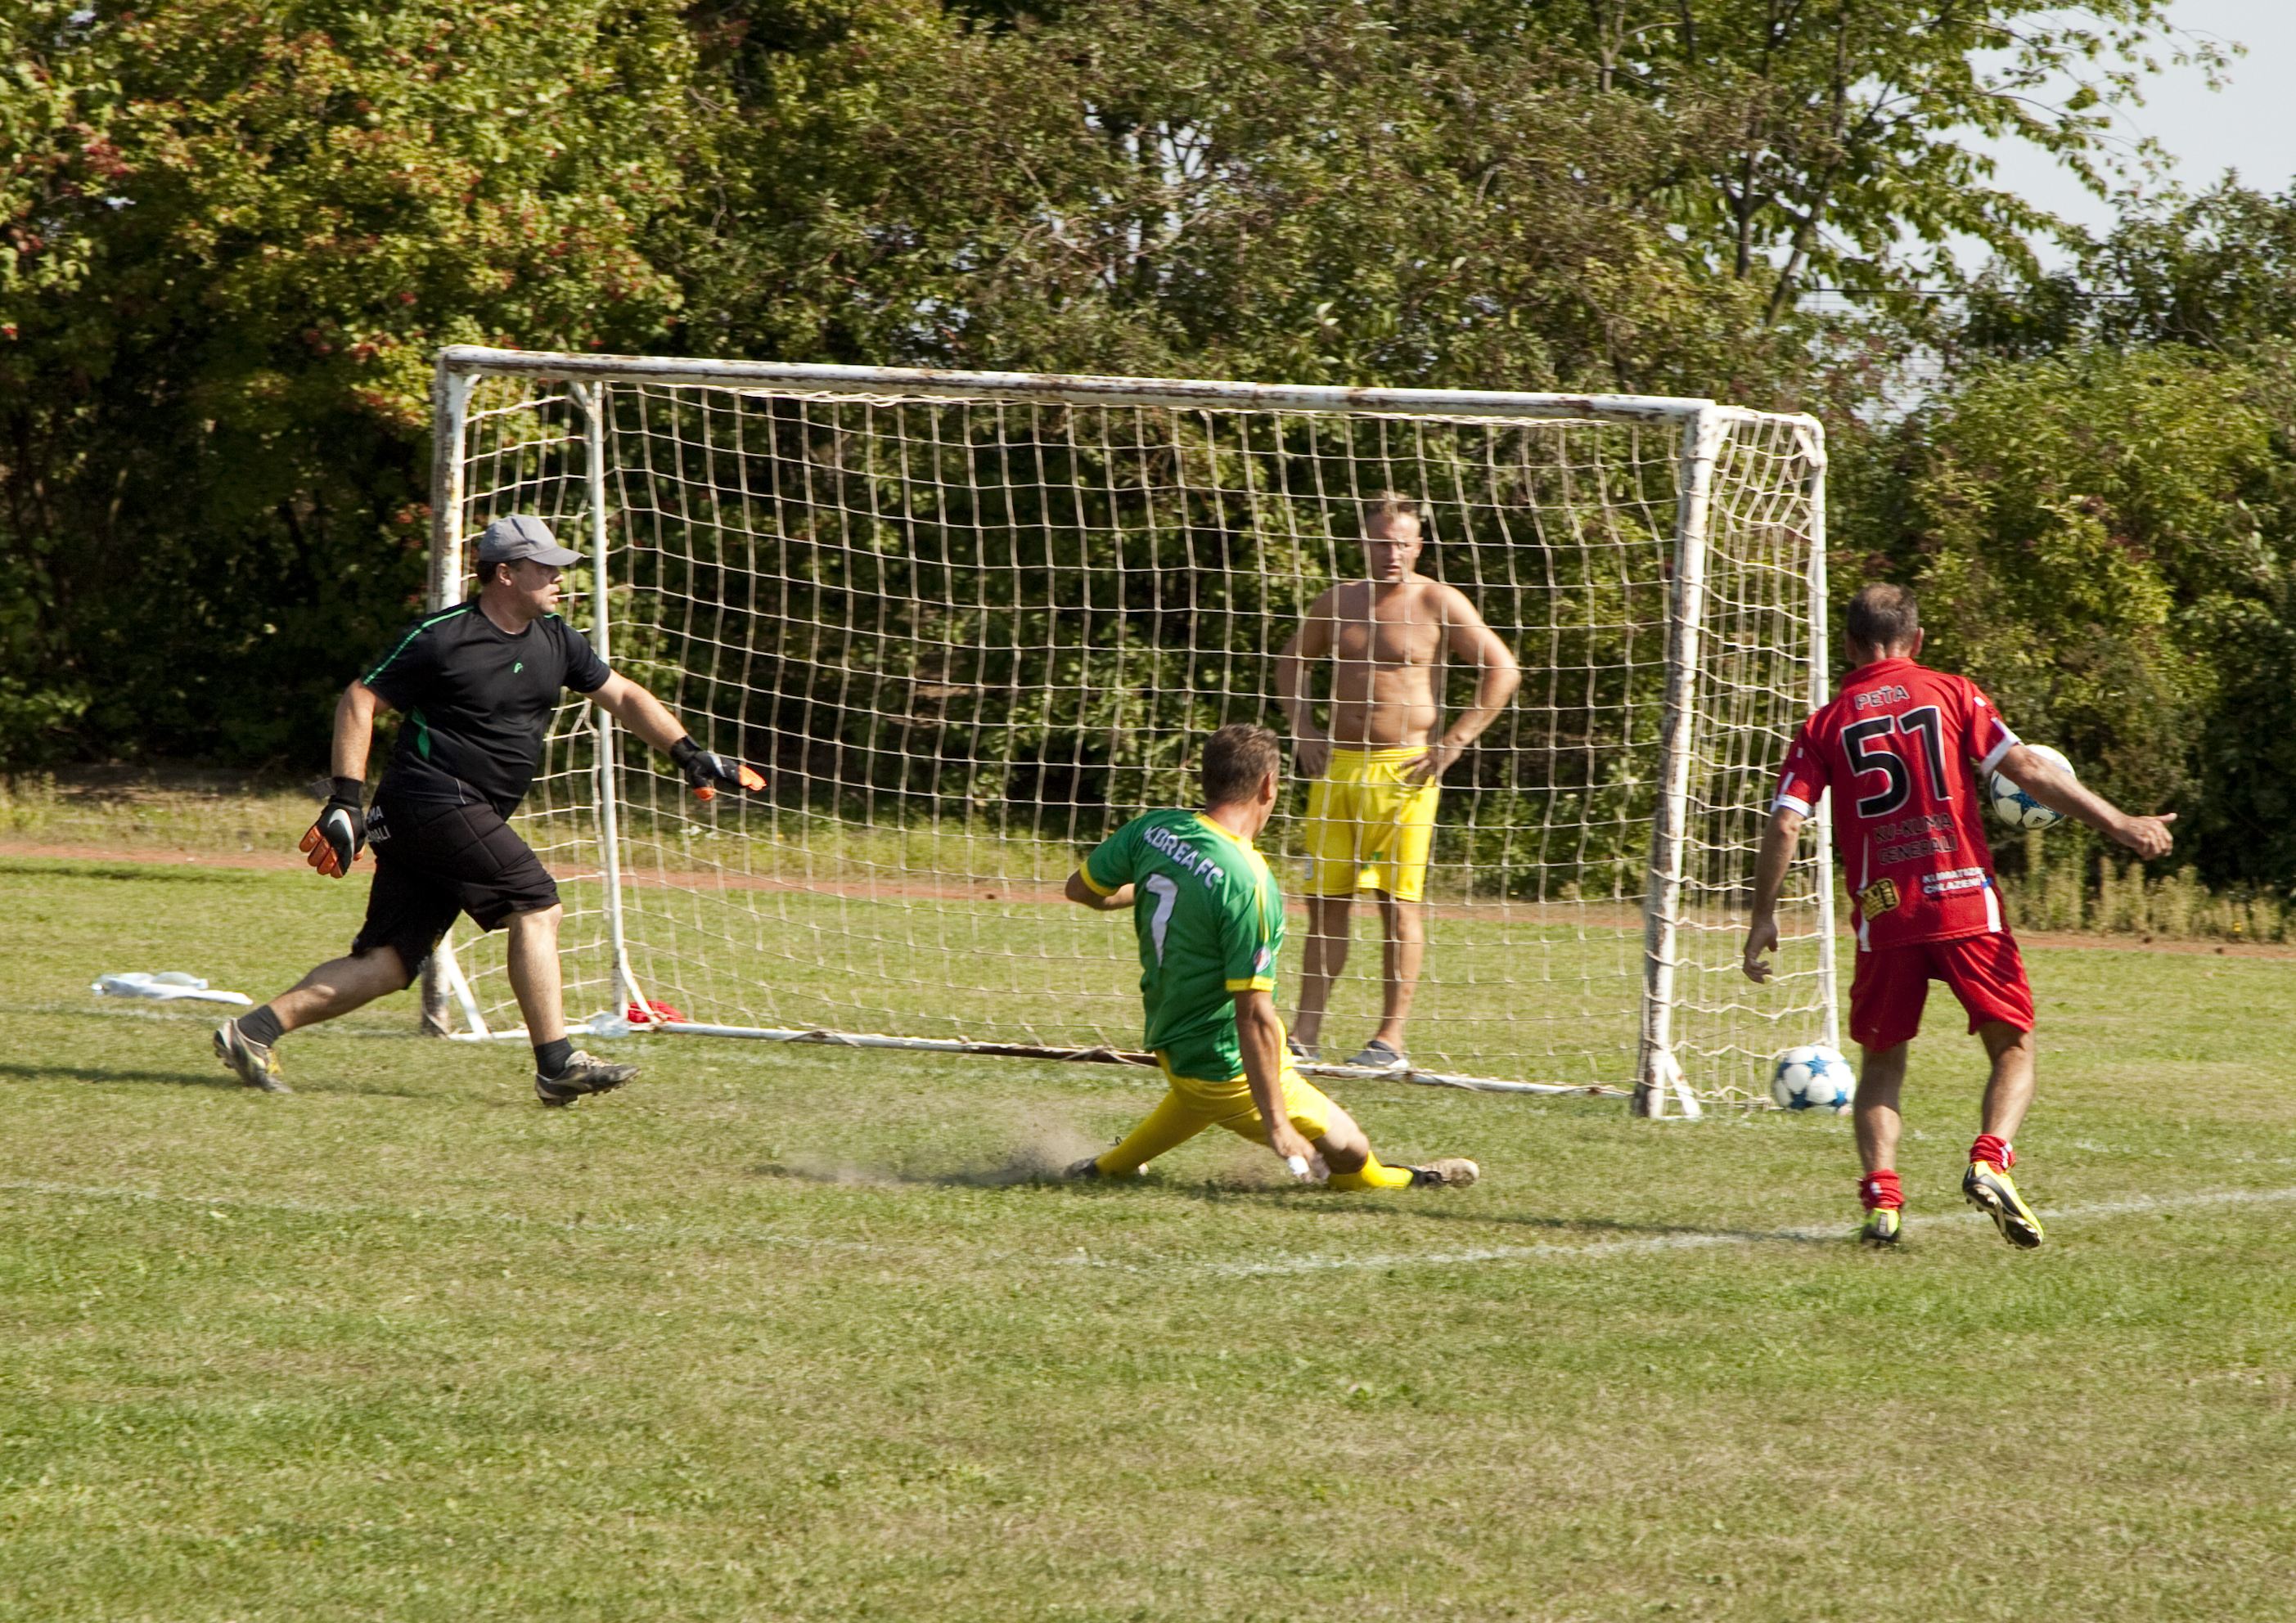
left=1081, top=808, right=1284, bottom=1084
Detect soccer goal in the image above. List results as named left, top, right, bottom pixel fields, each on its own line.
left=419, top=345, right=1835, bottom=1113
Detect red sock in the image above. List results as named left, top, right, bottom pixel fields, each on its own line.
left=1970, top=1134, right=2014, bottom=1171
left=1860, top=1170, right=1902, bottom=1211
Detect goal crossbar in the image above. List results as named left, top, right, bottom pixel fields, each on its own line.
left=439, top=344, right=1734, bottom=429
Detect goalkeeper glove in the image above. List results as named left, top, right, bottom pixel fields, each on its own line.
left=671, top=737, right=766, bottom=801
left=299, top=776, right=367, bottom=879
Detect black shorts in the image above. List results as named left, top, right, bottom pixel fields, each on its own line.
left=350, top=794, right=560, bottom=975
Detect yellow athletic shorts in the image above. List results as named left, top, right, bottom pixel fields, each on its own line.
left=1302, top=747, right=1441, bottom=901
left=1159, top=1056, right=1342, bottom=1144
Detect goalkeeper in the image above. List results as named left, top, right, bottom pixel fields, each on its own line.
left=211, top=515, right=764, bottom=1105
left=1062, top=723, right=1479, bottom=1190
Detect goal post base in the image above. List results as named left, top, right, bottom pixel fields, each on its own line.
left=449, top=1018, right=1622, bottom=1099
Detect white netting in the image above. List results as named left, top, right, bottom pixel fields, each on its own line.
left=430, top=356, right=1830, bottom=1104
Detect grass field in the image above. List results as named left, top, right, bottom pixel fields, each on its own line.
left=4, top=853, right=2295, bottom=1621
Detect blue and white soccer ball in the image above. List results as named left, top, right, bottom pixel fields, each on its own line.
left=1770, top=1045, right=1857, bottom=1113
left=1988, top=742, right=2074, bottom=831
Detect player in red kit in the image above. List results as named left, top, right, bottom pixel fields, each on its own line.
left=1742, top=584, right=2176, bottom=1248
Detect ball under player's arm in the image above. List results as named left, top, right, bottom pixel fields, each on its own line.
left=1234, top=987, right=1323, bottom=1179
left=586, top=672, right=766, bottom=799
left=1407, top=588, right=1522, bottom=784
left=1994, top=744, right=2176, bottom=859
left=300, top=679, right=389, bottom=878
left=1741, top=804, right=1808, bottom=984
left=1274, top=591, right=1338, bottom=780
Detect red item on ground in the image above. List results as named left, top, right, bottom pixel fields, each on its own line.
left=626, top=999, right=688, bottom=1026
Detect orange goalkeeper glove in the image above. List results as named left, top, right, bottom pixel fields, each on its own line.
left=670, top=737, right=766, bottom=802
left=299, top=776, right=367, bottom=878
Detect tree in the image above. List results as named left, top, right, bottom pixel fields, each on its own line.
left=1559, top=0, right=2224, bottom=317
left=675, top=0, right=1808, bottom=396
left=1875, top=342, right=2296, bottom=886
left=0, top=0, right=705, bottom=762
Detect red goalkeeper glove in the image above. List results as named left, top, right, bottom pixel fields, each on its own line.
left=299, top=776, right=367, bottom=878
left=671, top=737, right=766, bottom=802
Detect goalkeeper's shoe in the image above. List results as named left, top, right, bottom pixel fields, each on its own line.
left=1858, top=1207, right=1903, bottom=1248
left=534, top=1050, right=638, bottom=1108
left=1404, top=1158, right=1479, bottom=1189
left=213, top=1019, right=290, bottom=1094
left=1962, top=1160, right=2045, bottom=1249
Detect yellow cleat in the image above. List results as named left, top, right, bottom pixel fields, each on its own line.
left=1962, top=1161, right=2044, bottom=1249
left=1857, top=1207, right=1902, bottom=1247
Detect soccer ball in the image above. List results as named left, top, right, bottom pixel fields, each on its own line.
left=1770, top=1045, right=1856, bottom=1112
left=1989, top=743, right=2074, bottom=831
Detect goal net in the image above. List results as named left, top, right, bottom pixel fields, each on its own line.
left=421, top=346, right=1835, bottom=1112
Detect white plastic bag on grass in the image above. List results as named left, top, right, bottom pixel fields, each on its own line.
left=92, top=972, right=253, bottom=1007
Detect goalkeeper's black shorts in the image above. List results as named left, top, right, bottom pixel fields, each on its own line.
left=350, top=794, right=560, bottom=977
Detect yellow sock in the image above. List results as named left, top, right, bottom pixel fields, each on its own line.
left=1328, top=1153, right=1415, bottom=1192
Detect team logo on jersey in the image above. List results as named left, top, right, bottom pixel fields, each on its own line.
left=1857, top=878, right=1901, bottom=916
left=513, top=661, right=525, bottom=674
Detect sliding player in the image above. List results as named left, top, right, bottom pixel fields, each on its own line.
left=211, top=515, right=763, bottom=1104
left=1063, top=722, right=1479, bottom=1190
left=1742, top=583, right=2175, bottom=1247
left=1275, top=492, right=1520, bottom=1069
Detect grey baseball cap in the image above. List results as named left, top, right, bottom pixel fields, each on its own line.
left=475, top=514, right=583, bottom=568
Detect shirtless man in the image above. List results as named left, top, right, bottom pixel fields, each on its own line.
left=1275, top=493, right=1521, bottom=1068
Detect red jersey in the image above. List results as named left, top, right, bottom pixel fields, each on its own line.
left=1772, top=658, right=2021, bottom=951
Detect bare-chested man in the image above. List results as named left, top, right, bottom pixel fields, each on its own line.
left=1275, top=493, right=1520, bottom=1068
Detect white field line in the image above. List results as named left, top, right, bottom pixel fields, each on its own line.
left=5, top=1179, right=2296, bottom=1278
left=1195, top=1185, right=2296, bottom=1277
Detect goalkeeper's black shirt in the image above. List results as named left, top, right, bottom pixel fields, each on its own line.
left=362, top=600, right=612, bottom=816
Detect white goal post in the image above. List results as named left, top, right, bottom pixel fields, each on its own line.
left=418, top=344, right=1836, bottom=1113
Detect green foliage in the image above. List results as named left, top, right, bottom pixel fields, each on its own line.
left=1564, top=0, right=2214, bottom=307
left=1875, top=186, right=2296, bottom=891
left=1, top=0, right=705, bottom=762
left=13, top=0, right=2282, bottom=913
left=1898, top=347, right=2271, bottom=808
left=680, top=0, right=1803, bottom=393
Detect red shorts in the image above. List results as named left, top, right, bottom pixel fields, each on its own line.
left=1848, top=931, right=2034, bottom=1051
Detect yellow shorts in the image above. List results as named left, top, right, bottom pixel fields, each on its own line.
left=1159, top=1057, right=1342, bottom=1144
left=1302, top=747, right=1441, bottom=901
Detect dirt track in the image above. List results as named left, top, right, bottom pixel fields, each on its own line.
left=10, top=839, right=2293, bottom=959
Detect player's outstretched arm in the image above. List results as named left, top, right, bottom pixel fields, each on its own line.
left=587, top=672, right=766, bottom=799
left=1275, top=591, right=1337, bottom=780
left=300, top=680, right=385, bottom=879
left=1233, top=988, right=1323, bottom=1180
left=1741, top=804, right=1806, bottom=983
left=1996, top=744, right=2176, bottom=860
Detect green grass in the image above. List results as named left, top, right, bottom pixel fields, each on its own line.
left=3, top=854, right=2294, bottom=1621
